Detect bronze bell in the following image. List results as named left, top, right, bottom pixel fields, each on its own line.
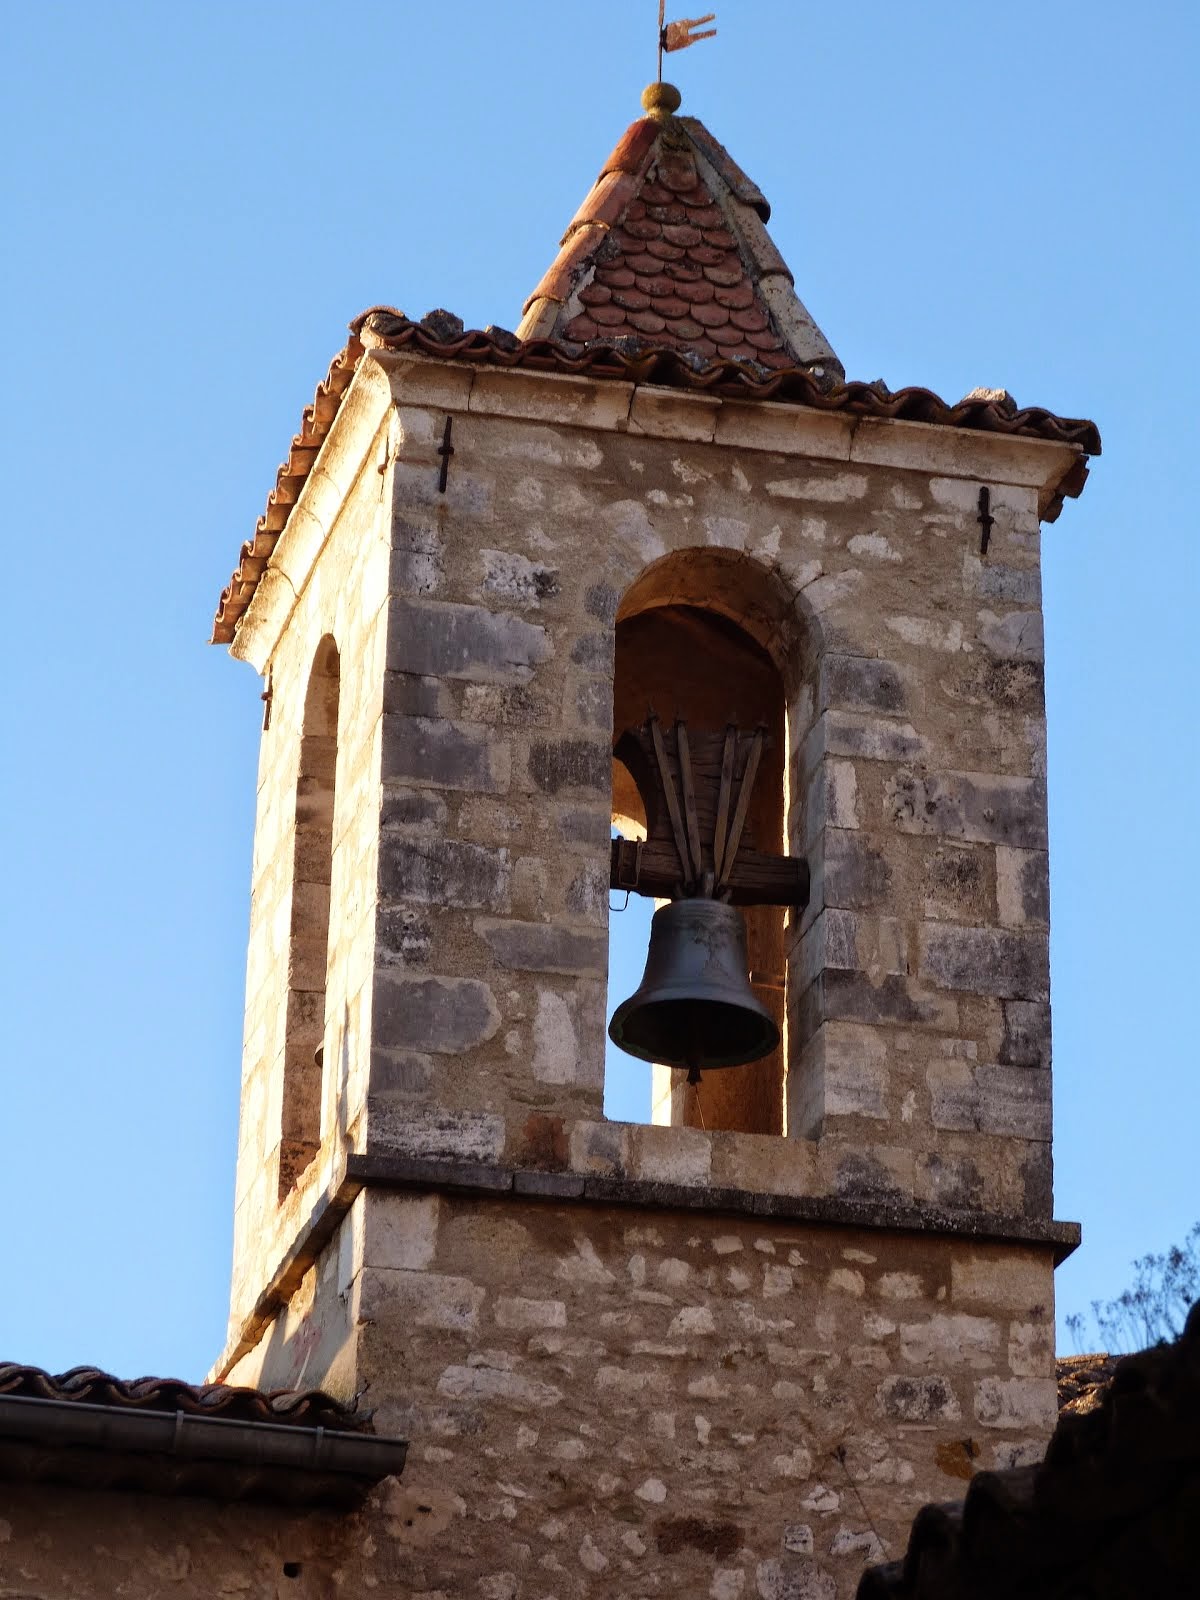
left=608, top=898, right=779, bottom=1082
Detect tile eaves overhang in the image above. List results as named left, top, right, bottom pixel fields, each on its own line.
left=210, top=313, right=1101, bottom=647
left=0, top=1362, right=405, bottom=1508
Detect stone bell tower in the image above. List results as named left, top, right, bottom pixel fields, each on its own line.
left=211, top=82, right=1098, bottom=1598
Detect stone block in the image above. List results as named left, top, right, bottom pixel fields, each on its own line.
left=494, top=1296, right=568, bottom=1331
left=818, top=655, right=908, bottom=717
left=927, top=1062, right=1051, bottom=1140
left=796, top=970, right=957, bottom=1046
left=569, top=632, right=615, bottom=673
left=919, top=923, right=1049, bottom=1000
left=875, top=1373, right=961, bottom=1423
left=950, top=1252, right=1052, bottom=1315
left=436, top=1363, right=564, bottom=1408
left=977, top=609, right=1044, bottom=661
left=374, top=974, right=500, bottom=1054
left=821, top=830, right=892, bottom=909
left=996, top=847, right=1049, bottom=927
left=475, top=919, right=606, bottom=977
left=962, top=553, right=1040, bottom=604
left=382, top=671, right=453, bottom=720
left=568, top=1119, right=629, bottom=1176
left=368, top=1050, right=435, bottom=1096
left=362, top=1193, right=440, bottom=1272
left=376, top=906, right=432, bottom=966
left=916, top=1153, right=984, bottom=1212
left=526, top=737, right=610, bottom=795
left=461, top=684, right=551, bottom=728
left=922, top=842, right=992, bottom=921
left=380, top=836, right=511, bottom=911
left=379, top=787, right=449, bottom=832
left=387, top=597, right=550, bottom=683
left=557, top=805, right=611, bottom=851
left=630, top=1124, right=712, bottom=1187
left=807, top=710, right=925, bottom=768
left=886, top=769, right=1047, bottom=850
left=360, top=1268, right=484, bottom=1332
left=365, top=1105, right=506, bottom=1164
left=998, top=1000, right=1051, bottom=1068
left=389, top=514, right=443, bottom=596
left=382, top=716, right=510, bottom=794
left=973, top=1375, right=1058, bottom=1430
left=828, top=1148, right=915, bottom=1205
left=480, top=548, right=560, bottom=609
left=755, top=1558, right=837, bottom=1600
left=898, top=1313, right=1000, bottom=1369
left=803, top=760, right=860, bottom=844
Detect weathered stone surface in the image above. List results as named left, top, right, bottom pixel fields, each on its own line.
left=918, top=1153, right=984, bottom=1212
left=756, top=1556, right=837, bottom=1600
left=996, top=846, right=1049, bottom=926
left=819, top=655, right=907, bottom=716
left=369, top=1049, right=435, bottom=1095
left=382, top=715, right=510, bottom=793
left=886, top=769, right=1047, bottom=850
left=977, top=609, right=1043, bottom=661
left=919, top=923, right=1049, bottom=1000
left=821, top=830, right=892, bottom=909
left=876, top=1373, right=962, bottom=1422
left=898, top=1313, right=1000, bottom=1368
left=380, top=836, right=511, bottom=911
left=461, top=683, right=550, bottom=727
left=810, top=710, right=925, bottom=767
left=480, top=548, right=560, bottom=608
left=374, top=974, right=501, bottom=1054
left=928, top=1062, right=1051, bottom=1140
left=798, top=970, right=956, bottom=1044
left=475, top=919, right=606, bottom=976
left=364, top=1106, right=506, bottom=1162
left=998, top=1000, right=1051, bottom=1068
left=379, top=786, right=448, bottom=832
left=527, top=737, right=609, bottom=794
left=388, top=597, right=550, bottom=683
left=973, top=1375, right=1057, bottom=1429
left=383, top=670, right=451, bottom=719
left=377, top=905, right=432, bottom=965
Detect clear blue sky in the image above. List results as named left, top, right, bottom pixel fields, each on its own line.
left=2, top=2, right=1196, bottom=1379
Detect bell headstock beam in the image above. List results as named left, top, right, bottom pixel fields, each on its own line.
left=611, top=714, right=809, bottom=910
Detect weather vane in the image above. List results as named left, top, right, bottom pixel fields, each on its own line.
left=658, top=0, right=717, bottom=81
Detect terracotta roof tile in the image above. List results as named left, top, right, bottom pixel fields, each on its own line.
left=0, top=1362, right=369, bottom=1432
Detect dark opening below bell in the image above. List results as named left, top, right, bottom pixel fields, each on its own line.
left=608, top=898, right=780, bottom=1081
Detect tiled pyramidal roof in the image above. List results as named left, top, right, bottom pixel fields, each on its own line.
left=517, top=87, right=843, bottom=379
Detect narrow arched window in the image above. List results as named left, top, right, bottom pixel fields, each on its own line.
left=279, top=636, right=340, bottom=1197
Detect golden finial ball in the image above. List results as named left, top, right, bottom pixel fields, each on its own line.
left=642, top=81, right=682, bottom=118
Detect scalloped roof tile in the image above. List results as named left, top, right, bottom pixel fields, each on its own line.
left=0, top=1362, right=369, bottom=1432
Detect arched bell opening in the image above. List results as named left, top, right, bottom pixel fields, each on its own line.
left=278, top=635, right=340, bottom=1198
left=608, top=551, right=802, bottom=1137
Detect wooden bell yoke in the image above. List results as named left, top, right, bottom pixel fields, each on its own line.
left=610, top=713, right=810, bottom=910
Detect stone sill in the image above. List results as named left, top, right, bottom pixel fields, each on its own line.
left=212, top=1149, right=1079, bottom=1382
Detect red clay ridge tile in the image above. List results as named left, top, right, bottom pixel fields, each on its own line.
left=601, top=118, right=659, bottom=178
left=565, top=169, right=639, bottom=237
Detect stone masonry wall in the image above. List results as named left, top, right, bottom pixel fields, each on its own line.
left=364, top=363, right=1054, bottom=1225
left=228, top=412, right=392, bottom=1336
left=220, top=1186, right=1059, bottom=1600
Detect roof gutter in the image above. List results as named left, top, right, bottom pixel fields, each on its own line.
left=0, top=1392, right=406, bottom=1503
